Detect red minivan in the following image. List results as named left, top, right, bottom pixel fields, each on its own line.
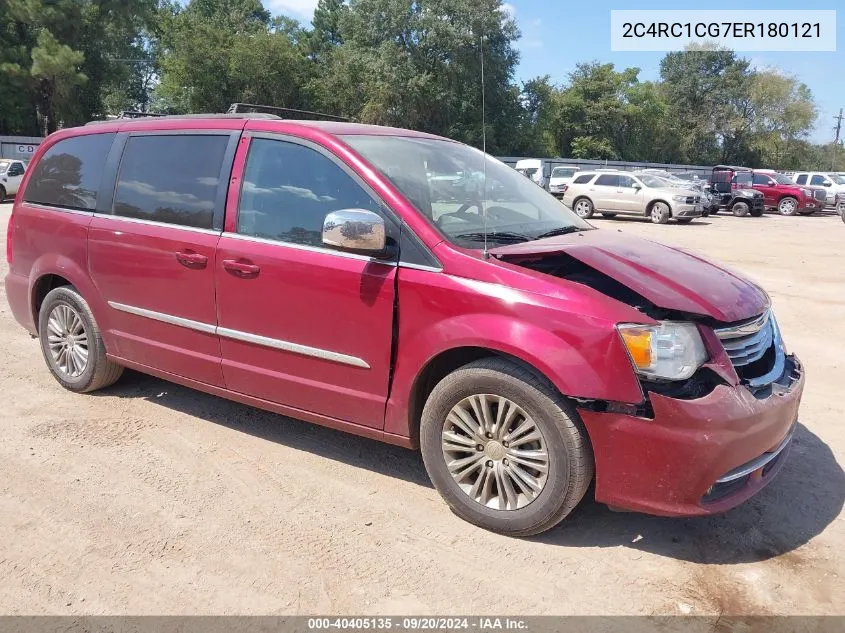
left=5, top=114, right=804, bottom=535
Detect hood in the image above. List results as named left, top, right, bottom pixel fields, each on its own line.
left=651, top=186, right=701, bottom=197
left=491, top=230, right=769, bottom=323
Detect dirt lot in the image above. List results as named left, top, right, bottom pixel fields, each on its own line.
left=0, top=202, right=843, bottom=616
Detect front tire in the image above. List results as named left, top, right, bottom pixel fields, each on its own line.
left=573, top=198, right=594, bottom=219
left=420, top=357, right=593, bottom=536
left=38, top=286, right=123, bottom=393
left=731, top=201, right=749, bottom=217
left=649, top=202, right=671, bottom=224
left=778, top=197, right=799, bottom=216
left=0, top=185, right=6, bottom=201
left=676, top=218, right=693, bottom=224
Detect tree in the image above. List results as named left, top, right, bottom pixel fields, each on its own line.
left=155, top=0, right=310, bottom=114
left=659, top=47, right=754, bottom=163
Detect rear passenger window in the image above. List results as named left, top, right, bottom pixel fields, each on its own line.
left=113, top=135, right=229, bottom=229
left=24, top=133, right=115, bottom=211
left=572, top=174, right=593, bottom=184
left=795, top=174, right=808, bottom=185
left=237, top=138, right=381, bottom=247
left=595, top=174, right=619, bottom=187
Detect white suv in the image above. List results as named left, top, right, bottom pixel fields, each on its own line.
left=791, top=172, right=845, bottom=208
left=0, top=159, right=27, bottom=200
left=561, top=170, right=704, bottom=224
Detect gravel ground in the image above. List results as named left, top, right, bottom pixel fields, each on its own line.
left=0, top=202, right=842, bottom=615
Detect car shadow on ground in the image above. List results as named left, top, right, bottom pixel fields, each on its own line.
left=100, top=373, right=842, bottom=565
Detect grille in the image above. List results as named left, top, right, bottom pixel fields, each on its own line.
left=715, top=311, right=773, bottom=367
left=813, top=189, right=827, bottom=202
left=683, top=196, right=702, bottom=204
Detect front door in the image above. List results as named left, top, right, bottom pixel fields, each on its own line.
left=215, top=135, right=397, bottom=428
left=752, top=173, right=777, bottom=207
left=88, top=131, right=237, bottom=386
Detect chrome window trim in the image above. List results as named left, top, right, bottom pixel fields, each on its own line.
left=715, top=424, right=795, bottom=483
left=108, top=301, right=217, bottom=334
left=398, top=262, right=443, bottom=273
left=24, top=202, right=95, bottom=217
left=107, top=301, right=370, bottom=369
left=93, top=213, right=222, bottom=235
left=221, top=231, right=397, bottom=265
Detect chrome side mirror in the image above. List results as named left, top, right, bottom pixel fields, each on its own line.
left=322, top=209, right=387, bottom=256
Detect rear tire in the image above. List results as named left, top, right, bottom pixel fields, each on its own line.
left=676, top=218, right=693, bottom=224
left=0, top=185, right=6, bottom=201
left=649, top=202, right=671, bottom=224
left=778, top=197, right=799, bottom=216
left=38, top=286, right=123, bottom=393
left=731, top=201, right=749, bottom=217
left=420, top=357, right=593, bottom=536
left=573, top=198, right=594, bottom=219
left=600, top=212, right=617, bottom=218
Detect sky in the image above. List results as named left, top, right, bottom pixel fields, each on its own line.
left=265, top=0, right=842, bottom=144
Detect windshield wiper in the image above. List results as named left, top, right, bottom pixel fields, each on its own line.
left=453, top=231, right=532, bottom=244
left=533, top=226, right=588, bottom=240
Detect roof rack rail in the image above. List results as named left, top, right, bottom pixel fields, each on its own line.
left=118, top=110, right=166, bottom=119
left=228, top=102, right=350, bottom=122
left=85, top=112, right=282, bottom=125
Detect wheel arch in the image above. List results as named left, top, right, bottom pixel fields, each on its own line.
left=646, top=198, right=672, bottom=215
left=28, top=255, right=112, bottom=348
left=398, top=345, right=584, bottom=450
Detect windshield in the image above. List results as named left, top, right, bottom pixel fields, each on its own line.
left=638, top=174, right=669, bottom=188
left=343, top=135, right=592, bottom=247
left=830, top=174, right=845, bottom=185
left=770, top=173, right=794, bottom=185
left=551, top=167, right=576, bottom=178
left=516, top=167, right=538, bottom=178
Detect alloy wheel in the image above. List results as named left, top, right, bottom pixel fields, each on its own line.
left=46, top=303, right=89, bottom=378
left=441, top=394, right=549, bottom=511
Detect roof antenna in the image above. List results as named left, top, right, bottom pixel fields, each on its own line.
left=480, top=33, right=489, bottom=260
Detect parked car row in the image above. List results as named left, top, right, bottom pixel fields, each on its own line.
left=514, top=159, right=844, bottom=224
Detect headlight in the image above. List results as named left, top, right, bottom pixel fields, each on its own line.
left=672, top=195, right=689, bottom=202
left=617, top=322, right=708, bottom=381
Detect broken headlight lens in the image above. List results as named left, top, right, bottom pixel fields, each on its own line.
left=617, top=322, right=708, bottom=381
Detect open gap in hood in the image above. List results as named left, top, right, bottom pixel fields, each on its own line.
left=505, top=253, right=707, bottom=322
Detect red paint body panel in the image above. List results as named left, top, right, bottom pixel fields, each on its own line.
left=215, top=235, right=396, bottom=427
left=88, top=216, right=224, bottom=386
left=580, top=358, right=804, bottom=516
left=491, top=230, right=769, bottom=322
left=4, top=116, right=807, bottom=521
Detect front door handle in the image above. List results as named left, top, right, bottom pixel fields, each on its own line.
left=223, top=259, right=260, bottom=278
left=175, top=250, right=208, bottom=269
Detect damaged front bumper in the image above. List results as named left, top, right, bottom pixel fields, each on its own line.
left=578, top=354, right=805, bottom=517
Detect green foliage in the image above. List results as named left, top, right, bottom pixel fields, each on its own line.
left=0, top=0, right=831, bottom=170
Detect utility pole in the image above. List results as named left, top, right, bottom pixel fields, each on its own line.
left=833, top=108, right=843, bottom=171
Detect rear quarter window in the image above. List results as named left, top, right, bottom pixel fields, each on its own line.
left=572, top=174, right=594, bottom=184
left=112, top=134, right=230, bottom=230
left=23, top=133, right=115, bottom=211
left=795, top=174, right=808, bottom=185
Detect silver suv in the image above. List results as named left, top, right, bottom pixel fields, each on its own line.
left=561, top=171, right=705, bottom=224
